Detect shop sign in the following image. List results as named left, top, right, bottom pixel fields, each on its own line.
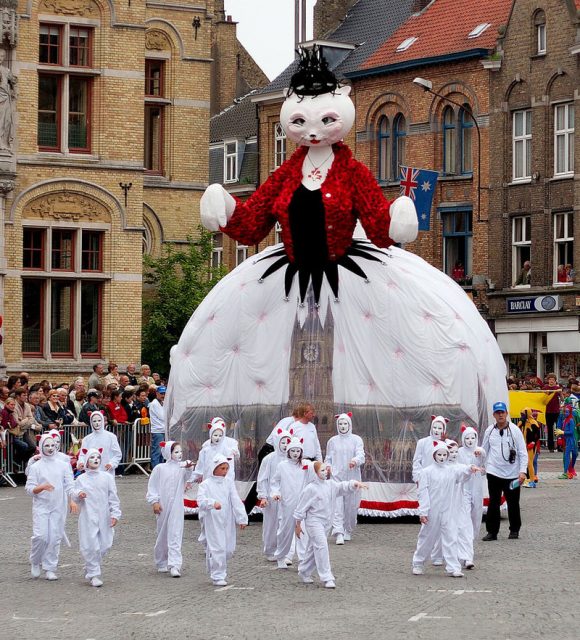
left=506, top=295, right=562, bottom=314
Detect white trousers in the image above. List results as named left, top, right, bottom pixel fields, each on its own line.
left=298, top=519, right=334, bottom=583
left=412, top=515, right=461, bottom=574
left=154, top=514, right=184, bottom=570
left=275, top=505, right=301, bottom=561
left=470, top=496, right=483, bottom=540
left=80, top=529, right=110, bottom=578
left=331, top=490, right=360, bottom=537
left=262, top=501, right=279, bottom=557
left=30, top=511, right=65, bottom=572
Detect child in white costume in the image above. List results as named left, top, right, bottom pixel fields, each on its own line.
left=77, top=412, right=122, bottom=476
left=25, top=428, right=68, bottom=475
left=412, top=441, right=481, bottom=578
left=257, top=426, right=293, bottom=561
left=325, top=412, right=365, bottom=544
left=197, top=454, right=248, bottom=586
left=146, top=441, right=194, bottom=577
left=294, top=460, right=367, bottom=588
left=73, top=447, right=121, bottom=587
left=25, top=434, right=76, bottom=580
left=193, top=417, right=239, bottom=482
left=271, top=436, right=307, bottom=569
left=412, top=415, right=448, bottom=483
left=457, top=425, right=486, bottom=567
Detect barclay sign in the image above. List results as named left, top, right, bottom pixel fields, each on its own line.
left=506, top=295, right=562, bottom=314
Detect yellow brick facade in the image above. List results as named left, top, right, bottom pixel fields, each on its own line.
left=1, top=0, right=225, bottom=380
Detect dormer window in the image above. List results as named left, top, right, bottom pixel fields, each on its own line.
left=468, top=23, right=490, bottom=39
left=396, top=37, right=418, bottom=52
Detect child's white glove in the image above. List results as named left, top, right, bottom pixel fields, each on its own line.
left=200, top=184, right=236, bottom=231
left=389, top=195, right=418, bottom=243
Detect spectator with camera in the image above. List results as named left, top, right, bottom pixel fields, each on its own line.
left=481, top=401, right=528, bottom=541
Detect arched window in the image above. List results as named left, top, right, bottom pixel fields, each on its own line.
left=377, top=115, right=391, bottom=182
left=393, top=113, right=406, bottom=179
left=443, top=106, right=456, bottom=174
left=460, top=105, right=473, bottom=174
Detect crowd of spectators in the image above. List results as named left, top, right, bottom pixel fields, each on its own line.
left=0, top=364, right=167, bottom=474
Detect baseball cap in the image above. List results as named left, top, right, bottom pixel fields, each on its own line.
left=493, top=401, right=507, bottom=413
left=157, top=386, right=167, bottom=394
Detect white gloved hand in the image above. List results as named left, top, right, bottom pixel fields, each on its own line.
left=200, top=183, right=237, bottom=231
left=389, top=195, right=419, bottom=243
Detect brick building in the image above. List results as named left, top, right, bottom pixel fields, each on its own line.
left=487, top=0, right=580, bottom=381
left=0, top=0, right=264, bottom=380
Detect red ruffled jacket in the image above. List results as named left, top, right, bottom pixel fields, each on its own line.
left=221, top=142, right=395, bottom=262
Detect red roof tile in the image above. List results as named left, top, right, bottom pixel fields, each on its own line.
left=361, top=0, right=512, bottom=71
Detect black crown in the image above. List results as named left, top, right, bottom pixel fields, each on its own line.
left=288, top=45, right=339, bottom=98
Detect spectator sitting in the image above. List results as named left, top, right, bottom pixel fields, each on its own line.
left=103, top=362, right=120, bottom=389
left=138, top=364, right=155, bottom=387
left=103, top=383, right=118, bottom=404
left=56, top=388, right=76, bottom=425
left=1, top=396, right=35, bottom=465
left=566, top=264, right=575, bottom=282
left=43, top=390, right=67, bottom=427
left=451, top=261, right=465, bottom=282
left=88, top=363, right=105, bottom=390
left=68, top=377, right=85, bottom=403
left=72, top=389, right=86, bottom=418
left=126, top=363, right=138, bottom=386
left=121, top=389, right=139, bottom=424
left=152, top=372, right=161, bottom=385
left=78, top=391, right=103, bottom=426
left=39, top=380, right=52, bottom=397
left=29, top=391, right=55, bottom=430
left=514, top=260, right=531, bottom=286
left=557, top=264, right=567, bottom=283
left=6, top=374, right=21, bottom=391
left=0, top=385, right=9, bottom=410
left=13, top=389, right=42, bottom=444
left=106, top=390, right=128, bottom=426
left=118, top=374, right=130, bottom=390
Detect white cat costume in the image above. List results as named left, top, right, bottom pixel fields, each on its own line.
left=270, top=436, right=308, bottom=568
left=77, top=412, right=122, bottom=476
left=256, top=426, right=293, bottom=560
left=412, top=441, right=476, bottom=577
left=412, top=416, right=448, bottom=483
left=146, top=441, right=193, bottom=575
left=25, top=434, right=75, bottom=579
left=193, top=418, right=239, bottom=482
left=197, top=454, right=248, bottom=585
left=325, top=412, right=365, bottom=542
left=25, top=428, right=68, bottom=476
left=293, top=461, right=361, bottom=587
left=74, top=447, right=121, bottom=586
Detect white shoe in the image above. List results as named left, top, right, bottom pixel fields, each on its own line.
left=448, top=570, right=464, bottom=578
left=324, top=580, right=336, bottom=589
left=213, top=579, right=228, bottom=586
left=432, top=560, right=443, bottom=566
left=266, top=556, right=277, bottom=562
left=90, top=577, right=103, bottom=587
left=412, top=565, right=424, bottom=575
left=31, top=565, right=41, bottom=579
left=170, top=567, right=181, bottom=578
left=299, top=573, right=314, bottom=584
left=335, top=534, right=345, bottom=545
left=464, top=561, right=475, bottom=570
left=277, top=560, right=289, bottom=569
left=343, top=533, right=352, bottom=542
left=157, top=566, right=169, bottom=573
left=45, top=571, right=58, bottom=581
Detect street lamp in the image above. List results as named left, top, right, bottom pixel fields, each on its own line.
left=412, top=76, right=483, bottom=223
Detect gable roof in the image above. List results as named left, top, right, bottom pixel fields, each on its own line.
left=356, top=0, right=511, bottom=76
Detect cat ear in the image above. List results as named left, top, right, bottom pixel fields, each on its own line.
left=159, top=442, right=166, bottom=449
left=98, top=448, right=103, bottom=454
left=461, top=425, right=467, bottom=433
left=334, top=414, right=340, bottom=419
left=347, top=412, right=352, bottom=418
left=445, top=418, right=450, bottom=424
left=336, top=84, right=352, bottom=97
left=82, top=448, right=88, bottom=454
left=36, top=434, right=42, bottom=442
left=431, top=415, right=436, bottom=421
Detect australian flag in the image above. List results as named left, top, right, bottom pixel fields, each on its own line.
left=399, top=166, right=439, bottom=231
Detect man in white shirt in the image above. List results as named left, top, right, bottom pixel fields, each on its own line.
left=291, top=403, right=322, bottom=461
left=148, top=386, right=166, bottom=469
left=481, top=401, right=528, bottom=541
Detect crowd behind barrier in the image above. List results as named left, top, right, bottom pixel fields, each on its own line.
left=0, top=419, right=152, bottom=484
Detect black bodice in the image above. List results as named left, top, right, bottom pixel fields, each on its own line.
left=288, top=184, right=329, bottom=271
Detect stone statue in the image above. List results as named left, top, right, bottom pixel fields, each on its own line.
left=0, top=46, right=16, bottom=152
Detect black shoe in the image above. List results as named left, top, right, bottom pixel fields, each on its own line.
left=482, top=533, right=497, bottom=541
left=508, top=531, right=519, bottom=539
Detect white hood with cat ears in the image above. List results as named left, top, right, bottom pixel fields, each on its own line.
left=89, top=411, right=106, bottom=431
left=460, top=425, right=478, bottom=448
left=37, top=433, right=56, bottom=457
left=211, top=453, right=229, bottom=474
left=274, top=427, right=293, bottom=456
left=159, top=440, right=176, bottom=461
left=432, top=440, right=449, bottom=459
left=207, top=418, right=226, bottom=444
left=430, top=415, right=449, bottom=437
left=335, top=412, right=352, bottom=435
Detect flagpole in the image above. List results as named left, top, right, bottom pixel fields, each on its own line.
left=412, top=78, right=483, bottom=224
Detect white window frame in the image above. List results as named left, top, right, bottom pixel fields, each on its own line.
left=512, top=215, right=531, bottom=287
left=224, top=140, right=238, bottom=183
left=396, top=36, right=417, bottom=52
left=236, top=241, right=248, bottom=266
left=512, top=109, right=532, bottom=182
left=537, top=23, right=546, bottom=54
left=468, top=23, right=490, bottom=39
left=211, top=232, right=223, bottom=269
left=274, top=122, right=286, bottom=169
left=274, top=221, right=282, bottom=245
left=554, top=103, right=574, bottom=177
left=553, top=212, right=574, bottom=285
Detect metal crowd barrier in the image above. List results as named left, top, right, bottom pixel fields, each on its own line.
left=1, top=418, right=152, bottom=485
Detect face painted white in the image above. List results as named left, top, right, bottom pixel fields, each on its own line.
left=463, top=433, right=477, bottom=448
left=288, top=447, right=302, bottom=461
left=434, top=449, right=448, bottom=464
left=280, top=86, right=355, bottom=148
left=42, top=438, right=56, bottom=456
left=316, top=463, right=328, bottom=480
left=337, top=418, right=350, bottom=434
left=431, top=423, right=444, bottom=438
left=50, top=435, right=61, bottom=451
left=211, top=429, right=224, bottom=445
left=171, top=445, right=183, bottom=462
left=448, top=446, right=459, bottom=462
left=87, top=451, right=101, bottom=469
left=279, top=436, right=291, bottom=453
left=91, top=413, right=104, bottom=431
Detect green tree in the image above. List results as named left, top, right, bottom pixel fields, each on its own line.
left=142, top=229, right=227, bottom=375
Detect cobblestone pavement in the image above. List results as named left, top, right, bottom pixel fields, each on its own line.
left=2, top=454, right=579, bottom=640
